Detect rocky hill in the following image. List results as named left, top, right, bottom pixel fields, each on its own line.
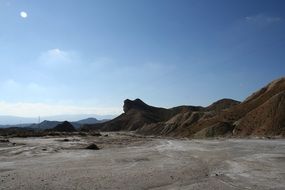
left=136, top=98, right=240, bottom=137
left=46, top=121, right=77, bottom=132
left=189, top=77, right=285, bottom=137
left=82, top=77, right=285, bottom=138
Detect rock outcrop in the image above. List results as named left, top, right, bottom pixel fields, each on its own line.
left=91, top=99, right=202, bottom=131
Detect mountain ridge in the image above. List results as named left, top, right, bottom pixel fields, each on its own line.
left=83, top=77, right=285, bottom=137
left=0, top=114, right=115, bottom=126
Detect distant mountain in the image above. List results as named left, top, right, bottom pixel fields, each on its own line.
left=77, top=117, right=99, bottom=124
left=84, top=77, right=285, bottom=137
left=0, top=116, right=38, bottom=125
left=29, top=120, right=80, bottom=130
left=29, top=120, right=61, bottom=130
left=77, top=117, right=109, bottom=124
left=42, top=114, right=116, bottom=122
left=46, top=121, right=77, bottom=132
left=0, top=123, right=34, bottom=129
left=0, top=114, right=116, bottom=126
left=28, top=117, right=108, bottom=130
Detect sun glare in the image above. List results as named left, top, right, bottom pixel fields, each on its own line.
left=20, top=11, right=28, bottom=18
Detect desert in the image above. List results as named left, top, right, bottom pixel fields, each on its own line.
left=1, top=133, right=285, bottom=190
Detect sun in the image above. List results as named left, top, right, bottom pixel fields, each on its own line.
left=20, top=11, right=28, bottom=18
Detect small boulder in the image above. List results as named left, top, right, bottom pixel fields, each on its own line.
left=90, top=132, right=102, bottom=136
left=86, top=143, right=100, bottom=150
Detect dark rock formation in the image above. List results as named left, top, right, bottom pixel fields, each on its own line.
left=123, top=99, right=150, bottom=113
left=47, top=121, right=77, bottom=132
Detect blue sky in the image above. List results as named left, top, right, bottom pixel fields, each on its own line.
left=0, top=0, right=284, bottom=117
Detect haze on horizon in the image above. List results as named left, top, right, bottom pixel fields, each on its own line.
left=0, top=0, right=284, bottom=117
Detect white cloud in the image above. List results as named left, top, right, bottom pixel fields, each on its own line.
left=38, top=48, right=76, bottom=65
left=27, top=82, right=46, bottom=92
left=0, top=101, right=122, bottom=117
left=245, top=14, right=282, bottom=25
left=0, top=79, right=45, bottom=94
left=1, top=79, right=22, bottom=95
left=2, top=79, right=19, bottom=88
left=0, top=79, right=122, bottom=117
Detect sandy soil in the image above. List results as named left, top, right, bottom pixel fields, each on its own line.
left=0, top=133, right=284, bottom=190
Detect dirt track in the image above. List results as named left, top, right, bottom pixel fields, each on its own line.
left=0, top=133, right=284, bottom=190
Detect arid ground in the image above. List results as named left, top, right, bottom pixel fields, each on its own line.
left=0, top=133, right=284, bottom=190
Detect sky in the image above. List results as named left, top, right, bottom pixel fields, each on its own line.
left=0, top=0, right=285, bottom=118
